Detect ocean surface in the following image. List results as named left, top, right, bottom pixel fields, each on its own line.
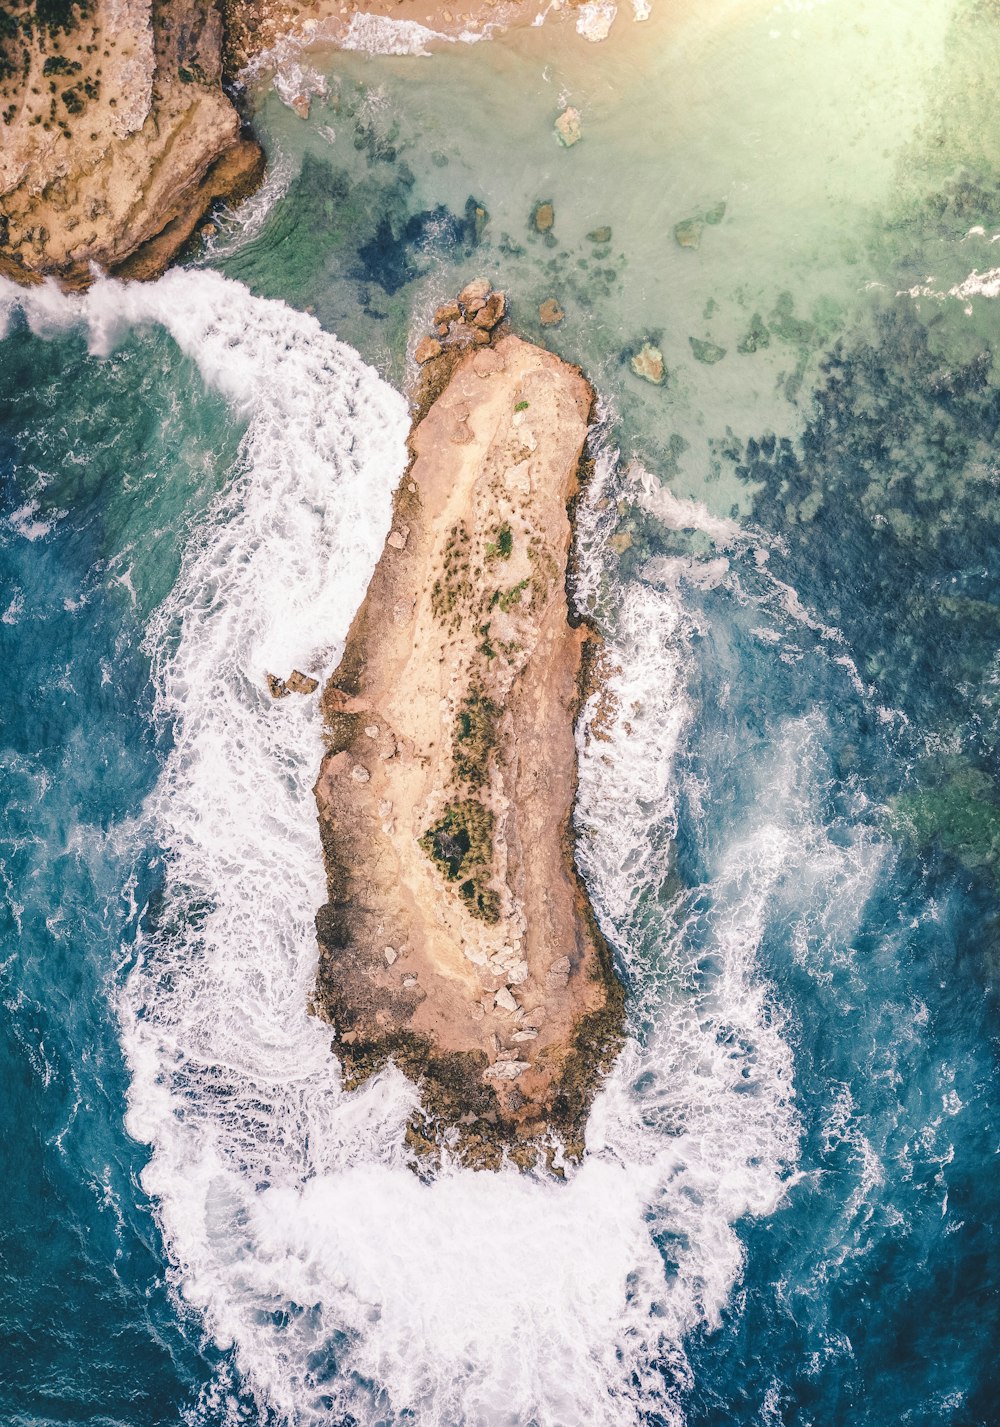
left=2, top=1, right=999, bottom=1423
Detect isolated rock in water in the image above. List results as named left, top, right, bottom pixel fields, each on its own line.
left=630, top=342, right=666, bottom=385
left=415, top=335, right=444, bottom=364
left=575, top=1, right=618, bottom=41
left=313, top=310, right=623, bottom=1165
left=285, top=670, right=320, bottom=695
left=689, top=336, right=727, bottom=364
left=555, top=107, right=583, bottom=147
left=0, top=0, right=263, bottom=287
left=674, top=218, right=703, bottom=250
left=267, top=674, right=289, bottom=699
left=587, top=226, right=613, bottom=244
left=539, top=298, right=565, bottom=327
left=532, top=201, right=555, bottom=233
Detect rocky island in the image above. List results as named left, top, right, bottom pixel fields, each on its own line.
left=313, top=287, right=624, bottom=1165
left=0, top=0, right=262, bottom=286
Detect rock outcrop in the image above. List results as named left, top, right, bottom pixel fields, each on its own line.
left=313, top=299, right=624, bottom=1166
left=0, top=0, right=262, bottom=286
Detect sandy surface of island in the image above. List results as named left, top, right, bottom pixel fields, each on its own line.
left=313, top=295, right=623, bottom=1165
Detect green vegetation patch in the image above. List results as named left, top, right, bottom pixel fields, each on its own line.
left=493, top=578, right=529, bottom=613
left=420, top=799, right=500, bottom=922
left=453, top=687, right=498, bottom=787
left=486, top=522, right=513, bottom=561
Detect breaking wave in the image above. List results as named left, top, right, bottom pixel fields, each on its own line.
left=0, top=270, right=812, bottom=1425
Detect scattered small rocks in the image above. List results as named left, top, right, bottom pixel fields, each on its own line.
left=365, top=724, right=380, bottom=739
left=512, top=1028, right=538, bottom=1042
left=387, top=526, right=409, bottom=550
left=402, top=974, right=418, bottom=988
left=350, top=764, right=371, bottom=783
left=266, top=670, right=319, bottom=698
left=629, top=341, right=666, bottom=385
left=539, top=297, right=564, bottom=327
left=415, top=282, right=508, bottom=364
left=554, top=107, right=582, bottom=147
left=384, top=946, right=398, bottom=965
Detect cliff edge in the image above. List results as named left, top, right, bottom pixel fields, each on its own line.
left=313, top=292, right=624, bottom=1167
left=0, top=0, right=262, bottom=286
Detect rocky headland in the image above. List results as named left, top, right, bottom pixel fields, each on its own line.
left=0, top=0, right=262, bottom=286
left=312, top=286, right=624, bottom=1166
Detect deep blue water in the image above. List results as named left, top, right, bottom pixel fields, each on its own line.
left=3, top=4, right=1000, bottom=1425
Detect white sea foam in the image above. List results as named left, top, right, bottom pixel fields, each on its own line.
left=341, top=12, right=455, bottom=54
left=576, top=0, right=618, bottom=41
left=631, top=460, right=744, bottom=547
left=0, top=269, right=814, bottom=1425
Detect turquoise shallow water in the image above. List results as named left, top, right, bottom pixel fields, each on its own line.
left=3, top=0, right=1000, bottom=1422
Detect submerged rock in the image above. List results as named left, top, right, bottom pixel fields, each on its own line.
left=532, top=201, right=555, bottom=234
left=674, top=218, right=704, bottom=250
left=689, top=336, right=727, bottom=364
left=587, top=226, right=613, bottom=244
left=738, top=312, right=772, bottom=353
left=539, top=298, right=565, bottom=327
left=554, top=107, right=583, bottom=147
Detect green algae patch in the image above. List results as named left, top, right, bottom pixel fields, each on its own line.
left=889, top=765, right=1000, bottom=884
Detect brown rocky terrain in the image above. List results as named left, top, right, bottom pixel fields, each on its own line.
left=312, top=287, right=624, bottom=1167
left=0, top=0, right=262, bottom=286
